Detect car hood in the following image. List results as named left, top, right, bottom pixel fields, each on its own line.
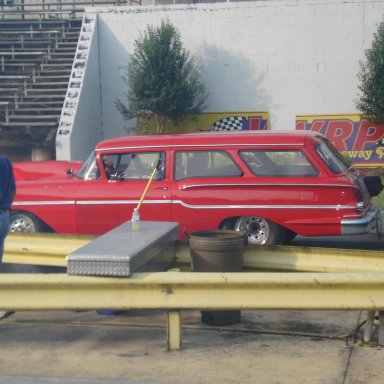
left=13, top=161, right=83, bottom=181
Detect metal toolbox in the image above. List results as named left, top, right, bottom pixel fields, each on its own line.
left=67, top=221, right=179, bottom=277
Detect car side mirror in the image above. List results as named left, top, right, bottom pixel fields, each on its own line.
left=66, top=168, right=75, bottom=176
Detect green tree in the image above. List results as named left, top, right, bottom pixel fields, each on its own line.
left=356, top=21, right=384, bottom=123
left=115, top=20, right=208, bottom=133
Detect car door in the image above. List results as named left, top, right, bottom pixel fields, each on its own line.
left=75, top=149, right=172, bottom=235
left=170, top=148, right=245, bottom=236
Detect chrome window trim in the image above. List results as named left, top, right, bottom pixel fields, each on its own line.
left=97, top=143, right=302, bottom=153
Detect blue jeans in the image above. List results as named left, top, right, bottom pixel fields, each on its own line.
left=0, top=210, right=9, bottom=263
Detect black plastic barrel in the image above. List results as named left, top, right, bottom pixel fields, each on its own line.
left=188, top=230, right=245, bottom=326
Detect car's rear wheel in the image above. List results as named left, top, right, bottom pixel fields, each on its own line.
left=9, top=212, right=46, bottom=233
left=284, top=229, right=297, bottom=242
left=233, top=216, right=286, bottom=245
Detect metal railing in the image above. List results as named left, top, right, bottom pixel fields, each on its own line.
left=2, top=232, right=384, bottom=350
left=4, top=232, right=384, bottom=273
left=0, top=271, right=384, bottom=350
left=0, top=1, right=138, bottom=20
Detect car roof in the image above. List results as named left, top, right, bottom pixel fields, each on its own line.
left=96, top=130, right=321, bottom=151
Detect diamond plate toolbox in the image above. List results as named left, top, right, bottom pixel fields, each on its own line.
left=66, top=221, right=179, bottom=277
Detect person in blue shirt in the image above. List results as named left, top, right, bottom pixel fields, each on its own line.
left=0, top=156, right=15, bottom=263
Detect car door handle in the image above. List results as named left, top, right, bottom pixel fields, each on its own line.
left=154, top=186, right=168, bottom=190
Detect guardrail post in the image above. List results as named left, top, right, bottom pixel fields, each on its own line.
left=167, top=310, right=182, bottom=351
left=378, top=311, right=384, bottom=346
left=364, top=310, right=376, bottom=343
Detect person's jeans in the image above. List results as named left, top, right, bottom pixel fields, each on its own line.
left=0, top=210, right=10, bottom=263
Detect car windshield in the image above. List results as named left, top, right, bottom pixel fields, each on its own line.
left=75, top=151, right=100, bottom=180
left=315, top=138, right=353, bottom=174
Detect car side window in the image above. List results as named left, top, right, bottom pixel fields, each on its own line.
left=102, top=152, right=166, bottom=181
left=315, top=139, right=351, bottom=174
left=240, top=150, right=318, bottom=176
left=174, top=150, right=242, bottom=180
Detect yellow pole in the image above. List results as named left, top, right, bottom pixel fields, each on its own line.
left=136, top=164, right=159, bottom=211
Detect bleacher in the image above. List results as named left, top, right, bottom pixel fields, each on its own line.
left=0, top=0, right=138, bottom=161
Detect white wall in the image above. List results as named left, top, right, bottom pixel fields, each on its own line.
left=69, top=28, right=103, bottom=159
left=65, top=0, right=384, bottom=158
left=56, top=16, right=103, bottom=161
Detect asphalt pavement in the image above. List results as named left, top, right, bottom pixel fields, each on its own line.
left=0, top=308, right=383, bottom=384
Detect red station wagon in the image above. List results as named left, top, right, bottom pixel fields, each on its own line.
left=10, top=131, right=382, bottom=245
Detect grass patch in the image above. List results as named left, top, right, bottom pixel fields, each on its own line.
left=372, top=176, right=384, bottom=210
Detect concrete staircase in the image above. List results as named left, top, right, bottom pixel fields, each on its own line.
left=0, top=18, right=82, bottom=158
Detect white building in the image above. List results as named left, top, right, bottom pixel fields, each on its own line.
left=56, top=0, right=384, bottom=161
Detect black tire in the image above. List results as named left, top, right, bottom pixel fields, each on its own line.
left=233, top=216, right=286, bottom=245
left=9, top=212, right=46, bottom=233
left=220, top=218, right=238, bottom=231
left=284, top=230, right=297, bottom=243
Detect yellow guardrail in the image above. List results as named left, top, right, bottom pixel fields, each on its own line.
left=1, top=271, right=384, bottom=311
left=0, top=271, right=384, bottom=350
left=4, top=233, right=95, bottom=267
left=4, top=232, right=384, bottom=272
left=3, top=232, right=384, bottom=349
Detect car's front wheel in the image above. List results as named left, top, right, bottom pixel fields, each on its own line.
left=233, top=216, right=286, bottom=245
left=9, top=212, right=46, bottom=233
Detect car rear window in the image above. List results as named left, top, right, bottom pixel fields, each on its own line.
left=174, top=150, right=242, bottom=180
left=239, top=150, right=318, bottom=176
left=315, top=138, right=352, bottom=174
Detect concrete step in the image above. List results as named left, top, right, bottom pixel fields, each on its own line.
left=12, top=107, right=62, bottom=115
left=13, top=101, right=64, bottom=108
left=18, top=94, right=65, bottom=102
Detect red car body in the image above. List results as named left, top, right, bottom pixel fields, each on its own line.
left=14, top=161, right=82, bottom=181
left=10, top=131, right=381, bottom=244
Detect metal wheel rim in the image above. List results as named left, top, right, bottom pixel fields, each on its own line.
left=9, top=216, right=36, bottom=232
left=234, top=216, right=269, bottom=245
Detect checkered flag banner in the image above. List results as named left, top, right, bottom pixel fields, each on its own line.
left=211, top=116, right=247, bottom=131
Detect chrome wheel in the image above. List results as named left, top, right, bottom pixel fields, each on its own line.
left=10, top=213, right=41, bottom=233
left=234, top=216, right=270, bottom=245
left=234, top=216, right=286, bottom=245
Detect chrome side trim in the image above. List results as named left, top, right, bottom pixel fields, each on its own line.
left=13, top=201, right=76, bottom=206
left=172, top=201, right=356, bottom=210
left=76, top=200, right=172, bottom=205
left=12, top=200, right=356, bottom=211
left=341, top=205, right=380, bottom=235
left=180, top=183, right=359, bottom=190
left=12, top=200, right=172, bottom=207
